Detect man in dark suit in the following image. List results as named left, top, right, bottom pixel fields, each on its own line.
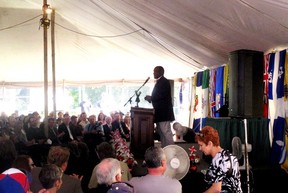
left=58, top=113, right=78, bottom=144
left=144, top=66, right=175, bottom=147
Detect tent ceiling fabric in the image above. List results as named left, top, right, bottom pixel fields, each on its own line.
left=1, top=0, right=288, bottom=84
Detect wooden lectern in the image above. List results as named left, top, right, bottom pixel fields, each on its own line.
left=130, top=107, right=154, bottom=158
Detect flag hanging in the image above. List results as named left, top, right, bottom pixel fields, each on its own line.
left=268, top=49, right=286, bottom=164
left=215, top=66, right=224, bottom=117
left=263, top=54, right=270, bottom=118
left=192, top=72, right=203, bottom=132
left=209, top=69, right=217, bottom=118
left=202, top=70, right=210, bottom=127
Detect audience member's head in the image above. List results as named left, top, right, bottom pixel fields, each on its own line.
left=12, top=154, right=35, bottom=183
left=96, top=142, right=116, bottom=160
left=144, top=146, right=167, bottom=175
left=70, top=115, right=78, bottom=125
left=195, top=125, right=220, bottom=146
left=0, top=139, right=30, bottom=193
left=47, top=146, right=70, bottom=171
left=96, top=158, right=122, bottom=186
left=105, top=116, right=112, bottom=125
left=0, top=139, right=17, bottom=173
left=62, top=113, right=71, bottom=126
left=144, top=146, right=166, bottom=168
left=13, top=154, right=35, bottom=173
left=39, top=164, right=63, bottom=191
left=172, top=122, right=188, bottom=136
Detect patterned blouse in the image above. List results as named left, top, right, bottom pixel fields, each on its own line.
left=204, top=149, right=243, bottom=193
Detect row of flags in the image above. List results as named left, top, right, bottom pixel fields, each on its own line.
left=189, top=65, right=228, bottom=132
left=188, top=49, right=288, bottom=166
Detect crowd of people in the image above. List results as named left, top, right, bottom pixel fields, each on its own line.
left=0, top=109, right=243, bottom=193
left=0, top=66, right=243, bottom=193
left=0, top=109, right=134, bottom=193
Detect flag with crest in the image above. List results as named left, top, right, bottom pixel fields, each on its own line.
left=268, top=49, right=286, bottom=164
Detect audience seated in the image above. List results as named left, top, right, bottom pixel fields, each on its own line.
left=30, top=146, right=83, bottom=193
left=123, top=113, right=131, bottom=130
left=111, top=112, right=130, bottom=142
left=45, top=117, right=63, bottom=145
left=129, top=146, right=182, bottom=193
left=70, top=115, right=83, bottom=141
left=97, top=112, right=106, bottom=125
left=77, top=112, right=89, bottom=131
left=58, top=113, right=78, bottom=144
left=88, top=142, right=131, bottom=190
left=25, top=116, right=47, bottom=144
left=102, top=116, right=113, bottom=143
left=83, top=114, right=105, bottom=157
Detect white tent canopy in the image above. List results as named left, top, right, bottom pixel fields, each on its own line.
left=1, top=0, right=288, bottom=85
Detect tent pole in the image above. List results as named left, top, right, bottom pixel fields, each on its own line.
left=51, top=9, right=56, bottom=118
left=42, top=0, right=49, bottom=118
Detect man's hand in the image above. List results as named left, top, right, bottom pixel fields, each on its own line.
left=144, top=95, right=152, bottom=103
left=70, top=173, right=83, bottom=181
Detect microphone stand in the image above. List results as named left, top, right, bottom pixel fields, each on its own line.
left=124, top=78, right=149, bottom=107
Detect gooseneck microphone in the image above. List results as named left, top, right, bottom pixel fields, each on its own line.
left=124, top=76, right=150, bottom=106
left=144, top=77, right=150, bottom=85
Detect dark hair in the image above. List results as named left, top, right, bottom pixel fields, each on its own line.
left=0, top=139, right=17, bottom=173
left=39, top=164, right=62, bottom=189
left=48, top=117, right=56, bottom=122
left=96, top=142, right=116, bottom=160
left=144, top=146, right=165, bottom=168
left=12, top=154, right=33, bottom=172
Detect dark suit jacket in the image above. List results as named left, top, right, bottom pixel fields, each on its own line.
left=102, top=124, right=112, bottom=142
left=30, top=167, right=83, bottom=193
left=58, top=123, right=77, bottom=144
left=151, top=76, right=175, bottom=122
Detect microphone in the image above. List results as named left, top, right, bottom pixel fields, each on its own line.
left=144, top=77, right=150, bottom=85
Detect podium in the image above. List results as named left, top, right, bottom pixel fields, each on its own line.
left=130, top=107, right=154, bottom=158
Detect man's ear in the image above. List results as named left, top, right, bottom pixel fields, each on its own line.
left=115, top=173, right=122, bottom=182
left=55, top=179, right=62, bottom=190
left=161, top=159, right=166, bottom=167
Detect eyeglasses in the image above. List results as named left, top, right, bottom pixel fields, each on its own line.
left=196, top=132, right=204, bottom=137
left=118, top=170, right=124, bottom=175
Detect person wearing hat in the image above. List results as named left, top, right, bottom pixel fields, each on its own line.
left=0, top=139, right=30, bottom=193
